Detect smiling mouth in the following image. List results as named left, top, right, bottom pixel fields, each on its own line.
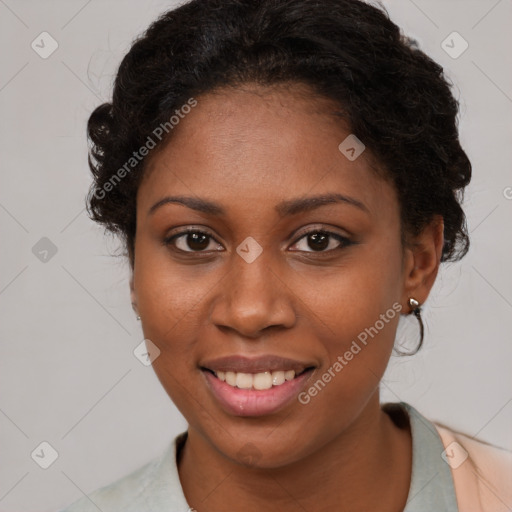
left=202, top=367, right=314, bottom=391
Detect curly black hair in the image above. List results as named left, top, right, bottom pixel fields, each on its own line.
left=86, top=0, right=471, bottom=268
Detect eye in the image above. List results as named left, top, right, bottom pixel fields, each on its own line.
left=164, top=229, right=223, bottom=253
left=290, top=229, right=353, bottom=253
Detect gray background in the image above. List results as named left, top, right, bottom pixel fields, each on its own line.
left=0, top=0, right=511, bottom=510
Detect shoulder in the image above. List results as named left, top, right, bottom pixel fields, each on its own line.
left=433, top=422, right=512, bottom=512
left=59, top=433, right=189, bottom=512
left=59, top=458, right=157, bottom=512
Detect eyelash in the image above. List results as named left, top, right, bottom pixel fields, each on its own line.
left=163, top=227, right=354, bottom=256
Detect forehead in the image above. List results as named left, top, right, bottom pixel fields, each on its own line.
left=138, top=83, right=396, bottom=221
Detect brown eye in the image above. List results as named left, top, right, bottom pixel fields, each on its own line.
left=307, top=232, right=329, bottom=251
left=164, top=230, right=223, bottom=253
left=182, top=232, right=210, bottom=251
left=290, top=230, right=352, bottom=253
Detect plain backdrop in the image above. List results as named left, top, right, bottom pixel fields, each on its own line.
left=0, top=0, right=511, bottom=510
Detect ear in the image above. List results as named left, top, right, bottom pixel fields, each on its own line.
left=401, top=215, right=444, bottom=311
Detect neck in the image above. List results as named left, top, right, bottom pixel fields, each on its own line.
left=178, top=393, right=412, bottom=512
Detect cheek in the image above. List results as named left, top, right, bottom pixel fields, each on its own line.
left=293, top=285, right=401, bottom=446
left=295, top=240, right=403, bottom=402
left=134, top=231, right=216, bottom=325
left=133, top=236, right=234, bottom=410
left=133, top=246, right=211, bottom=414
left=301, top=242, right=403, bottom=343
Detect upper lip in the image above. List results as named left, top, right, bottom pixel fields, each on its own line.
left=200, top=355, right=315, bottom=374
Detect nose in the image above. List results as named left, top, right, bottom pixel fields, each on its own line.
left=210, top=250, right=296, bottom=339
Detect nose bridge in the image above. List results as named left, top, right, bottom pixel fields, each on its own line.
left=232, top=249, right=275, bottom=299
left=210, top=246, right=295, bottom=337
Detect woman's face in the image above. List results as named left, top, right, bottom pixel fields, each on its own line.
left=132, top=83, right=416, bottom=467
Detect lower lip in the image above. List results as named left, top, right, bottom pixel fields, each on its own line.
left=202, top=369, right=314, bottom=417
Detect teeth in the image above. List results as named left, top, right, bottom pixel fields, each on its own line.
left=253, top=372, right=273, bottom=390
left=272, top=371, right=285, bottom=386
left=214, top=369, right=297, bottom=390
left=225, top=371, right=236, bottom=386
left=235, top=372, right=253, bottom=389
left=284, top=370, right=295, bottom=381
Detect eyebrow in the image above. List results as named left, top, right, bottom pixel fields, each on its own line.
left=148, top=192, right=369, bottom=217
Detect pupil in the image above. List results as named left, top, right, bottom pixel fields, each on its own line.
left=309, top=232, right=329, bottom=251
left=188, top=232, right=209, bottom=250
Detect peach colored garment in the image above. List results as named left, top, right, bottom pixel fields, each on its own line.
left=434, top=423, right=512, bottom=512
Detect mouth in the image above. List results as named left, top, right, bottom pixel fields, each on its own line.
left=199, top=355, right=316, bottom=416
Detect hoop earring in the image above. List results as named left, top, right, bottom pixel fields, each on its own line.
left=408, top=297, right=424, bottom=353
left=394, top=298, right=424, bottom=356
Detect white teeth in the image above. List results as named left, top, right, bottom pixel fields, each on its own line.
left=235, top=372, right=253, bottom=389
left=214, top=369, right=297, bottom=390
left=271, top=370, right=285, bottom=386
left=253, top=372, right=273, bottom=390
left=225, top=371, right=236, bottom=386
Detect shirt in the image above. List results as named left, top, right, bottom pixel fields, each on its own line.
left=59, top=401, right=512, bottom=511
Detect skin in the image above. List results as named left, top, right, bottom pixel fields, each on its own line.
left=130, top=82, right=444, bottom=512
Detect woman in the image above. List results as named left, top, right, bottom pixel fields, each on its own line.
left=61, top=0, right=512, bottom=510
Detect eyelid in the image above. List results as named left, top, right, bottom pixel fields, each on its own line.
left=291, top=223, right=350, bottom=241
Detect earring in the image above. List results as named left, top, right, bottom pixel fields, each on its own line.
left=408, top=297, right=424, bottom=352
left=408, top=297, right=420, bottom=310
left=136, top=315, right=141, bottom=321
